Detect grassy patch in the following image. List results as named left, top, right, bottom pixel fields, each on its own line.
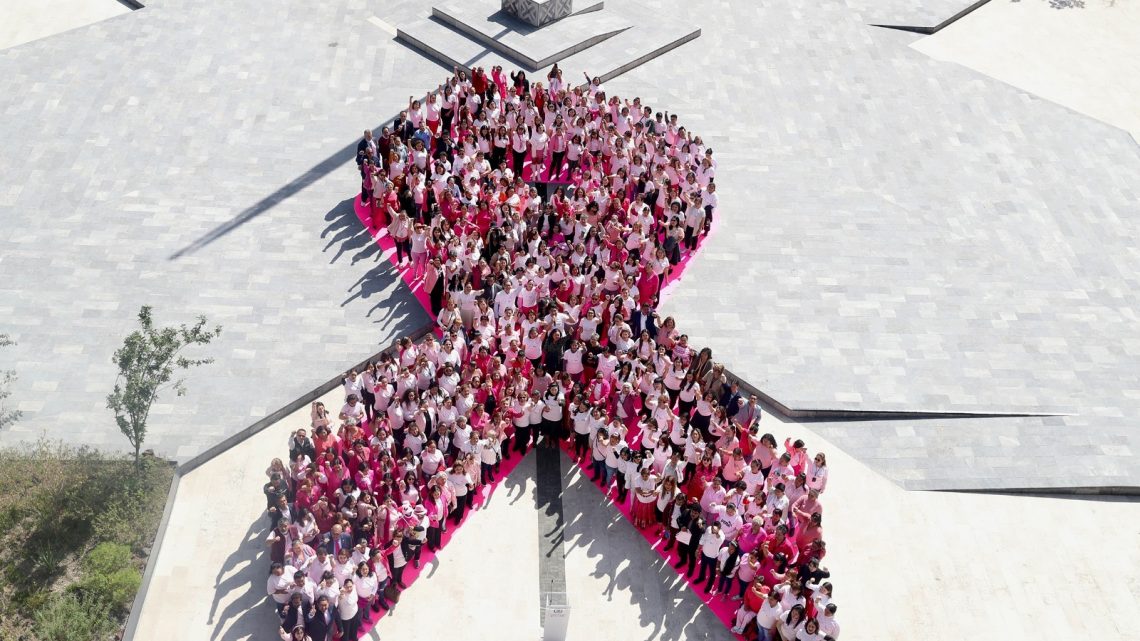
left=0, top=441, right=174, bottom=641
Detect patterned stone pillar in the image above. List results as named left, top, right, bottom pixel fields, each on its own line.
left=501, top=0, right=573, bottom=27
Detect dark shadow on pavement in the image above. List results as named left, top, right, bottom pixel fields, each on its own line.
left=320, top=198, right=429, bottom=336
left=208, top=517, right=279, bottom=641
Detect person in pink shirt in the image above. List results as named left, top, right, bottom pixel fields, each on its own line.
left=720, top=447, right=747, bottom=485
left=783, top=438, right=809, bottom=476
left=791, top=488, right=823, bottom=532
left=738, top=517, right=769, bottom=555
left=794, top=512, right=823, bottom=560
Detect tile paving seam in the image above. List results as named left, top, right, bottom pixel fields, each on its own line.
left=929, top=486, right=1140, bottom=497
left=870, top=0, right=995, bottom=34
left=720, top=367, right=1068, bottom=422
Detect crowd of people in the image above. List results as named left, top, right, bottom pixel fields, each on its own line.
left=262, top=64, right=839, bottom=641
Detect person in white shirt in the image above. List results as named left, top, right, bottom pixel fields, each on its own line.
left=342, top=370, right=363, bottom=400
left=306, top=548, right=333, bottom=586
left=794, top=617, right=824, bottom=641
left=529, top=127, right=549, bottom=176
left=602, top=433, right=627, bottom=493
left=336, top=579, right=361, bottom=641
left=777, top=605, right=807, bottom=641
left=353, top=563, right=381, bottom=622
left=711, top=501, right=744, bottom=541
left=267, top=563, right=297, bottom=612
left=478, top=431, right=501, bottom=483
left=817, top=603, right=840, bottom=639
left=539, top=387, right=564, bottom=448
left=694, top=523, right=725, bottom=587
left=711, top=539, right=741, bottom=595
left=765, top=482, right=790, bottom=518
left=733, top=589, right=784, bottom=639
left=447, top=463, right=473, bottom=524
left=315, top=572, right=339, bottom=609
left=420, top=440, right=445, bottom=479
left=286, top=568, right=317, bottom=607
left=339, top=395, right=365, bottom=426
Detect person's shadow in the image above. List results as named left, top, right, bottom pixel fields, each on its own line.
left=207, top=517, right=279, bottom=641
left=321, top=197, right=427, bottom=333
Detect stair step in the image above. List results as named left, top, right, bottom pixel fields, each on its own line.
left=396, top=0, right=701, bottom=86
left=396, top=17, right=513, bottom=72
left=432, top=0, right=630, bottom=70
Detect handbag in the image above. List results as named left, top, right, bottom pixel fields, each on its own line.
left=384, top=583, right=402, bottom=603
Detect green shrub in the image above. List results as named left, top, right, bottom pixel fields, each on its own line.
left=83, top=542, right=132, bottom=575
left=34, top=593, right=115, bottom=641
left=73, top=566, right=141, bottom=613
left=0, top=442, right=173, bottom=636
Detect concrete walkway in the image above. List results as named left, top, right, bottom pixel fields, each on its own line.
left=790, top=411, right=1140, bottom=641
left=130, top=383, right=1140, bottom=641
left=0, top=0, right=129, bottom=51
left=128, top=389, right=342, bottom=641
left=912, top=0, right=1140, bottom=140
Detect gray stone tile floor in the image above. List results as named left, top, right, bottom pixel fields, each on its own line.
left=0, top=0, right=434, bottom=459
left=844, top=0, right=986, bottom=29
left=0, top=0, right=1136, bottom=490
left=397, top=0, right=699, bottom=82
left=596, top=0, right=1140, bottom=490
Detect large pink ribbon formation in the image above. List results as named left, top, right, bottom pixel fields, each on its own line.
left=278, top=77, right=834, bottom=640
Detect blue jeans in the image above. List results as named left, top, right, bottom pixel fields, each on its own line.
left=603, top=464, right=617, bottom=487
left=756, top=624, right=772, bottom=641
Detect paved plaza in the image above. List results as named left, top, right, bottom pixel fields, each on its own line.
left=2, top=0, right=1138, bottom=488
left=2, top=0, right=1140, bottom=639
left=0, top=0, right=129, bottom=51
left=131, top=386, right=1140, bottom=641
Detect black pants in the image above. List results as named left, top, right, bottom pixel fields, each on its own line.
left=430, top=278, right=444, bottom=315
left=427, top=525, right=442, bottom=550
left=675, top=539, right=697, bottom=576
left=615, top=471, right=629, bottom=502
left=451, top=496, right=468, bottom=524
left=514, top=426, right=531, bottom=452
left=361, top=389, right=376, bottom=421
left=512, top=149, right=526, bottom=175
left=691, top=412, right=712, bottom=441
left=684, top=225, right=699, bottom=250
left=574, top=432, right=589, bottom=459
left=695, top=553, right=717, bottom=587
left=677, top=398, right=695, bottom=418
left=392, top=560, right=408, bottom=586
left=338, top=612, right=361, bottom=641
left=403, top=539, right=423, bottom=566
left=441, top=109, right=453, bottom=136
left=491, top=146, right=506, bottom=170
left=394, top=238, right=411, bottom=263
left=550, top=150, right=565, bottom=176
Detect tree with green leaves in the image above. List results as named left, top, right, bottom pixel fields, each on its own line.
left=106, top=306, right=221, bottom=469
left=0, top=334, right=20, bottom=430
